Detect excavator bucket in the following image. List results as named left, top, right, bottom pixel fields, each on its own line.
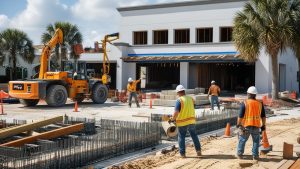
left=73, top=44, right=84, bottom=55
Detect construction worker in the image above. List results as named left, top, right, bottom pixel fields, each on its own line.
left=171, top=84, right=201, bottom=158
left=208, top=80, right=221, bottom=110
left=236, top=86, right=266, bottom=160
left=127, top=77, right=141, bottom=108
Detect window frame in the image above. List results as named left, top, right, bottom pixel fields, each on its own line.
left=196, top=27, right=213, bottom=43
left=219, top=27, right=233, bottom=42
left=133, top=31, right=148, bottom=45
left=153, top=29, right=169, bottom=45
left=174, top=28, right=190, bottom=44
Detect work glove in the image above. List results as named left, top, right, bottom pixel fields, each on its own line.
left=168, top=118, right=175, bottom=124
left=236, top=124, right=243, bottom=129
left=261, top=125, right=266, bottom=131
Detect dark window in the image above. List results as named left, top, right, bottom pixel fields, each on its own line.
left=220, top=27, right=233, bottom=42
left=196, top=28, right=213, bottom=43
left=133, top=31, right=147, bottom=45
left=153, top=30, right=168, bottom=44
left=174, top=29, right=190, bottom=44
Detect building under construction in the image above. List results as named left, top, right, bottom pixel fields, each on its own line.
left=91, top=0, right=299, bottom=94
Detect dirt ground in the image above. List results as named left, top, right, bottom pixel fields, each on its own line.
left=110, top=118, right=300, bottom=169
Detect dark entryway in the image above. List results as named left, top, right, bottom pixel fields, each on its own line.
left=86, top=63, right=117, bottom=89
left=136, top=63, right=180, bottom=89
left=197, top=62, right=255, bottom=92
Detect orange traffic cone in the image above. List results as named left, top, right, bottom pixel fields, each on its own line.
left=73, top=101, right=79, bottom=112
left=260, top=130, right=272, bottom=153
left=224, top=123, right=231, bottom=137
left=149, top=98, right=152, bottom=109
left=0, top=100, right=5, bottom=115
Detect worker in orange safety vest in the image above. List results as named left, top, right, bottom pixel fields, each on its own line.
left=236, top=86, right=266, bottom=161
left=127, top=77, right=141, bottom=108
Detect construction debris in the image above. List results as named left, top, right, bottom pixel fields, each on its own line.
left=283, top=142, right=294, bottom=159
left=152, top=88, right=209, bottom=106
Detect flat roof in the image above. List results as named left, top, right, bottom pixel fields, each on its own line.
left=117, top=0, right=247, bottom=12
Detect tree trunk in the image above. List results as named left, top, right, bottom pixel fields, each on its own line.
left=271, top=54, right=279, bottom=100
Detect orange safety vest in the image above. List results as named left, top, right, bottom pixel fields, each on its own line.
left=242, top=99, right=262, bottom=128
left=127, top=79, right=140, bottom=92
left=176, top=96, right=196, bottom=127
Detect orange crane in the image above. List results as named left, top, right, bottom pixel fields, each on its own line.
left=8, top=29, right=118, bottom=107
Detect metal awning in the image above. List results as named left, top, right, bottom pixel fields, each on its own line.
left=121, top=54, right=244, bottom=63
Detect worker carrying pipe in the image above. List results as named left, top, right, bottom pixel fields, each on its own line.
left=170, top=84, right=201, bottom=158
left=127, top=77, right=141, bottom=108
left=236, top=86, right=266, bottom=161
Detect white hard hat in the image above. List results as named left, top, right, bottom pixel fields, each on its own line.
left=211, top=80, right=216, bottom=84
left=247, top=86, right=258, bottom=95
left=176, top=85, right=186, bottom=92
left=128, top=77, right=133, bottom=82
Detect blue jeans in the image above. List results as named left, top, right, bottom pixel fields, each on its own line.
left=178, top=124, right=201, bottom=155
left=128, top=92, right=140, bottom=107
left=210, top=95, right=220, bottom=110
left=237, top=126, right=260, bottom=157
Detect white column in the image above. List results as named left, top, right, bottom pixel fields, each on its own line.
left=255, top=53, right=272, bottom=94
left=148, top=30, right=152, bottom=45
left=168, top=29, right=173, bottom=44
left=190, top=27, right=196, bottom=44
left=180, top=62, right=189, bottom=88
left=213, top=26, right=219, bottom=43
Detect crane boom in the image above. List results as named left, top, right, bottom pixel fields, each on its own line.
left=101, top=33, right=119, bottom=84
left=39, top=28, right=63, bottom=79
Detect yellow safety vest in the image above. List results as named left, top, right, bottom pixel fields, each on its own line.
left=243, top=99, right=262, bottom=128
left=176, top=96, right=196, bottom=127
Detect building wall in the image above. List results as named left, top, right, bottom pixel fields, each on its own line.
left=279, top=49, right=299, bottom=93
left=119, top=2, right=246, bottom=45
left=113, top=1, right=299, bottom=93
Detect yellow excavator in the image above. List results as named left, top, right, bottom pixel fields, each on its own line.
left=8, top=29, right=119, bottom=107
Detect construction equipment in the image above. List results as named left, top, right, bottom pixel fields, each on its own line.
left=8, top=29, right=119, bottom=107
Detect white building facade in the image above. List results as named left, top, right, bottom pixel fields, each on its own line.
left=105, top=0, right=300, bottom=93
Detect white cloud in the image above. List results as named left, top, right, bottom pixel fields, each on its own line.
left=0, top=15, right=9, bottom=30
left=0, top=0, right=192, bottom=47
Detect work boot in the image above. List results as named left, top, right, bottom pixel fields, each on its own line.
left=236, top=154, right=243, bottom=159
left=180, top=154, right=186, bottom=158
left=253, top=156, right=259, bottom=161
left=197, top=150, right=202, bottom=156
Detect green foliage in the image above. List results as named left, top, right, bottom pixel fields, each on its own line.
left=0, top=28, right=35, bottom=79
left=41, top=21, right=83, bottom=65
left=233, top=0, right=300, bottom=99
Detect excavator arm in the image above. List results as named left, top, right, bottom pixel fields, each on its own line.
left=101, top=33, right=119, bottom=84
left=39, top=29, right=63, bottom=79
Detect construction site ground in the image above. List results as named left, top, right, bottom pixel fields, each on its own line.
left=1, top=99, right=300, bottom=169
left=108, top=113, right=300, bottom=169
left=0, top=99, right=209, bottom=122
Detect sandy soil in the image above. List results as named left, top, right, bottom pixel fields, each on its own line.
left=110, top=118, right=300, bottom=169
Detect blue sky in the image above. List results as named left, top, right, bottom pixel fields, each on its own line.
left=0, top=0, right=180, bottom=46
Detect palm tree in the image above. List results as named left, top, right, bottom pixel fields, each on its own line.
left=233, top=0, right=299, bottom=99
left=41, top=22, right=83, bottom=70
left=0, top=28, right=35, bottom=80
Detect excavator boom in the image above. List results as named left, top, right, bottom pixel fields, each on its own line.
left=39, top=29, right=63, bottom=79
